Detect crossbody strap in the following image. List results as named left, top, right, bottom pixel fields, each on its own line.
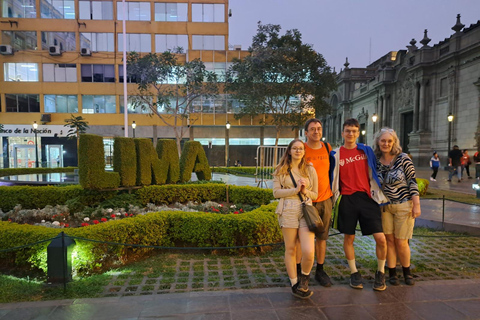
left=288, top=169, right=305, bottom=202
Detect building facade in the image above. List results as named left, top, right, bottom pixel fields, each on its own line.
left=322, top=15, right=480, bottom=166
left=0, top=0, right=297, bottom=169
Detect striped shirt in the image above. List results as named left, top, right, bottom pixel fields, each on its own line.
left=377, top=153, right=419, bottom=204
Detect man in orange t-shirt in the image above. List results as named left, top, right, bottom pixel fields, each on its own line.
left=303, top=118, right=334, bottom=287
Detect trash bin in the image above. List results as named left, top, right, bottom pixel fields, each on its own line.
left=47, top=232, right=76, bottom=283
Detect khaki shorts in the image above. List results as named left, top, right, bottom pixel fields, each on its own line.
left=382, top=201, right=415, bottom=239
left=313, top=197, right=332, bottom=240
left=278, top=199, right=308, bottom=229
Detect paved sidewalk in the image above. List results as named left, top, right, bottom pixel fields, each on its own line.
left=1, top=279, right=479, bottom=319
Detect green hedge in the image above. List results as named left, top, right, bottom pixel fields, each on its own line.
left=0, top=167, right=76, bottom=177
left=179, top=141, right=211, bottom=182
left=113, top=137, right=137, bottom=187
left=156, top=139, right=180, bottom=184
left=0, top=202, right=282, bottom=275
left=417, top=178, right=429, bottom=196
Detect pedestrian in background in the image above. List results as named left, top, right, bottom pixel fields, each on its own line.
left=448, top=145, right=463, bottom=182
left=430, top=152, right=440, bottom=181
left=461, top=149, right=472, bottom=179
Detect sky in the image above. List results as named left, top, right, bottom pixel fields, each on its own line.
left=228, top=0, right=480, bottom=71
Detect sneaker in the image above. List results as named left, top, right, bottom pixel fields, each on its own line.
left=447, top=179, right=452, bottom=182
left=404, top=274, right=415, bottom=286
left=315, top=269, right=332, bottom=287
left=297, top=273, right=310, bottom=292
left=349, top=272, right=363, bottom=289
left=433, top=179, right=437, bottom=181
left=291, top=283, right=313, bottom=299
left=373, top=271, right=387, bottom=291
left=389, top=275, right=400, bottom=286
left=468, top=176, right=473, bottom=179
left=458, top=179, right=461, bottom=183
left=430, top=177, right=434, bottom=181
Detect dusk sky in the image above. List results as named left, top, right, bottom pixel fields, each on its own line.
left=228, top=0, right=480, bottom=71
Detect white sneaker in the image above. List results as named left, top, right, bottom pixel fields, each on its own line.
left=433, top=179, right=437, bottom=181
left=430, top=177, right=434, bottom=181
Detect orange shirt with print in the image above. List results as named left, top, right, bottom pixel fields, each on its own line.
left=304, top=142, right=333, bottom=202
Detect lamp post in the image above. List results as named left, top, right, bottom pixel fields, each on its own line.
left=372, top=113, right=378, bottom=134
left=361, top=130, right=366, bottom=144
left=447, top=113, right=454, bottom=152
left=225, top=121, right=230, bottom=167
left=32, top=121, right=39, bottom=168
left=132, top=121, right=136, bottom=138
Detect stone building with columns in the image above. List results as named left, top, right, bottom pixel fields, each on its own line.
left=321, top=15, right=480, bottom=166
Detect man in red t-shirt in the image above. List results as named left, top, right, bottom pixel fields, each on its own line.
left=303, top=118, right=333, bottom=287
left=332, top=118, right=387, bottom=291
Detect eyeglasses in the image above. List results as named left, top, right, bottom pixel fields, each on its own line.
left=309, top=127, right=322, bottom=132
left=291, top=147, right=304, bottom=152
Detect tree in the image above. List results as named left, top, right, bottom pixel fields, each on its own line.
left=64, top=114, right=89, bottom=142
left=226, top=22, right=337, bottom=145
left=127, top=50, right=218, bottom=156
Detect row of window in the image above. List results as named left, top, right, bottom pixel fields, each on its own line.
left=2, top=94, right=245, bottom=114
left=1, top=31, right=225, bottom=52
left=2, top=0, right=225, bottom=22
left=4, top=62, right=232, bottom=82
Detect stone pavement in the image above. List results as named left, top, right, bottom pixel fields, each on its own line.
left=1, top=279, right=480, bottom=319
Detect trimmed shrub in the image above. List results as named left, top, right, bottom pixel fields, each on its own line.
left=229, top=185, right=274, bottom=205
left=135, top=138, right=162, bottom=186
left=417, top=178, right=429, bottom=196
left=113, top=137, right=137, bottom=187
left=79, top=134, right=120, bottom=190
left=179, top=141, right=211, bottom=182
left=156, top=139, right=180, bottom=184
left=0, top=167, right=76, bottom=177
left=137, top=183, right=226, bottom=205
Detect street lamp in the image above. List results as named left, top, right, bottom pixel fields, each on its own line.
left=225, top=121, right=230, bottom=167
left=132, top=121, right=136, bottom=138
left=32, top=121, right=39, bottom=168
left=361, top=130, right=366, bottom=144
left=447, top=113, right=454, bottom=152
left=372, top=113, right=378, bottom=134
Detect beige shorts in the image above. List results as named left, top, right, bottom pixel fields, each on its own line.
left=278, top=199, right=308, bottom=229
left=382, top=200, right=415, bottom=239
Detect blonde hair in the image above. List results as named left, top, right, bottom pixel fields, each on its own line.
left=373, top=127, right=403, bottom=158
left=273, top=139, right=309, bottom=177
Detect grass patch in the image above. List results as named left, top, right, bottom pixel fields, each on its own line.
left=423, top=189, right=480, bottom=205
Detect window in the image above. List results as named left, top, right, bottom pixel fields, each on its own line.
left=192, top=35, right=225, bottom=50
left=204, top=62, right=230, bottom=79
left=192, top=3, right=224, bottom=22
left=82, top=95, right=116, bottom=114
left=5, top=94, right=40, bottom=112
left=117, top=33, right=151, bottom=52
left=80, top=33, right=114, bottom=52
left=155, top=34, right=188, bottom=52
left=41, top=32, right=76, bottom=51
left=79, top=0, right=113, bottom=20
left=440, top=77, right=448, bottom=97
left=1, top=31, right=37, bottom=51
left=119, top=95, right=152, bottom=114
left=154, top=2, right=187, bottom=21
left=118, top=65, right=137, bottom=83
left=44, top=95, right=78, bottom=113
left=190, top=95, right=227, bottom=113
left=81, top=64, right=115, bottom=82
left=4, top=63, right=38, bottom=81
left=43, top=64, right=77, bottom=82
left=117, top=2, right=150, bottom=21
left=2, top=0, right=36, bottom=18
left=40, top=0, right=75, bottom=19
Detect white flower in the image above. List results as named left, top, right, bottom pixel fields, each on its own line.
left=219, top=204, right=223, bottom=207
left=41, top=220, right=45, bottom=223
left=52, top=221, right=60, bottom=226
left=230, top=205, right=236, bottom=209
left=107, top=208, right=113, bottom=213
left=115, top=212, right=121, bottom=216
left=84, top=217, right=90, bottom=222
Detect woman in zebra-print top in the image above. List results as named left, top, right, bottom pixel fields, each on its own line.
left=373, top=128, right=421, bottom=287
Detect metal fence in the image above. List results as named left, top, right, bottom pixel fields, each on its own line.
left=255, top=146, right=287, bottom=188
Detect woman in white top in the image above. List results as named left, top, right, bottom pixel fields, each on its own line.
left=273, top=139, right=318, bottom=299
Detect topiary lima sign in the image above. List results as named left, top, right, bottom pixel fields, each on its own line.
left=79, top=134, right=211, bottom=190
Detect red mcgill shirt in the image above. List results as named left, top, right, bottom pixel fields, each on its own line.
left=339, top=146, right=371, bottom=196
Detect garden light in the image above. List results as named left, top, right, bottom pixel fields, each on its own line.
left=47, top=232, right=76, bottom=284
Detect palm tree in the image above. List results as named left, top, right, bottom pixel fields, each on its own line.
left=64, top=114, right=89, bottom=165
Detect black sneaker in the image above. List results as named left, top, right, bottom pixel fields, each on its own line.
left=315, top=269, right=332, bottom=287
left=297, top=273, right=310, bottom=292
left=404, top=274, right=415, bottom=286
left=389, top=275, right=400, bottom=286
left=373, top=271, right=386, bottom=291
left=349, top=272, right=363, bottom=289
left=291, top=283, right=313, bottom=299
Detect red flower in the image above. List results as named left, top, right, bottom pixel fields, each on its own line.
left=93, top=220, right=99, bottom=224
left=64, top=223, right=69, bottom=228
left=8, top=219, right=12, bottom=222
left=81, top=222, right=89, bottom=227
left=101, top=218, right=107, bottom=222
left=240, top=209, right=243, bottom=212
left=111, top=214, right=116, bottom=218
left=124, top=213, right=128, bottom=217
left=234, top=211, right=239, bottom=214
left=53, top=215, right=57, bottom=218
left=129, top=213, right=134, bottom=217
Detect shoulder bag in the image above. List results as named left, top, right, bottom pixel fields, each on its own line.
left=289, top=170, right=324, bottom=234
